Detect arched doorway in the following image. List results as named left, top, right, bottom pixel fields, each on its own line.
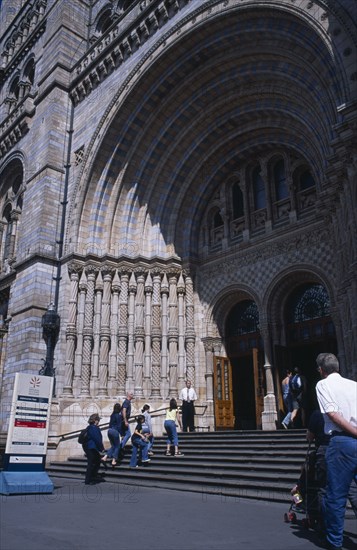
left=214, top=300, right=265, bottom=430
left=277, top=283, right=337, bottom=426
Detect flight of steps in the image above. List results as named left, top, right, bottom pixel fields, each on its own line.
left=47, top=430, right=309, bottom=502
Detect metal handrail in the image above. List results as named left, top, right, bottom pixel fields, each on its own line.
left=47, top=404, right=208, bottom=448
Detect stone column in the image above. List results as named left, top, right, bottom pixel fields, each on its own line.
left=117, top=272, right=129, bottom=395
left=80, top=269, right=95, bottom=396
left=185, top=274, right=196, bottom=383
left=203, top=340, right=214, bottom=402
left=109, top=270, right=120, bottom=393
left=286, top=158, right=297, bottom=222
left=161, top=273, right=169, bottom=398
left=127, top=271, right=136, bottom=390
left=62, top=270, right=79, bottom=396
left=260, top=318, right=278, bottom=430
left=74, top=270, right=86, bottom=390
left=134, top=273, right=145, bottom=397
left=144, top=271, right=153, bottom=397
left=98, top=271, right=112, bottom=396
left=261, top=164, right=272, bottom=231
left=9, top=209, right=20, bottom=264
left=91, top=271, right=103, bottom=384
left=168, top=274, right=178, bottom=396
left=0, top=222, right=5, bottom=272
left=151, top=272, right=162, bottom=397
left=177, top=272, right=186, bottom=387
left=240, top=180, right=251, bottom=240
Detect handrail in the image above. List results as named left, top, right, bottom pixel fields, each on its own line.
left=47, top=404, right=208, bottom=448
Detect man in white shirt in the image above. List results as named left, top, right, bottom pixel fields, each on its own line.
left=179, top=380, right=197, bottom=432
left=315, top=352, right=357, bottom=550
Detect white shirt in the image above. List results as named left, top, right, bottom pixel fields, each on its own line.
left=179, top=386, right=197, bottom=402
left=316, top=372, right=357, bottom=434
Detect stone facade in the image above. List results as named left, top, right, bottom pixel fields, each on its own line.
left=0, top=0, right=356, bottom=459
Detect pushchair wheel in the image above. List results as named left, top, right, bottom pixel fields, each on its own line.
left=301, top=518, right=309, bottom=529
left=289, top=512, right=297, bottom=523
left=284, top=513, right=289, bottom=523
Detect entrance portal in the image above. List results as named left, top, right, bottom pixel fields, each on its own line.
left=231, top=352, right=264, bottom=430
left=276, top=283, right=337, bottom=427
left=214, top=300, right=264, bottom=430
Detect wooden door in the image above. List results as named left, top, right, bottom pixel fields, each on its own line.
left=214, top=356, right=234, bottom=429
left=252, top=348, right=264, bottom=429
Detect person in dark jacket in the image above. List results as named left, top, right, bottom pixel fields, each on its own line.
left=129, top=415, right=150, bottom=468
left=106, top=403, right=122, bottom=468
left=84, top=413, right=105, bottom=485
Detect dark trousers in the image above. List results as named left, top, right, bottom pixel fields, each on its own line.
left=182, top=401, right=195, bottom=432
left=85, top=448, right=101, bottom=484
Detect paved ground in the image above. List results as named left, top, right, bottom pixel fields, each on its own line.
left=1, top=477, right=356, bottom=550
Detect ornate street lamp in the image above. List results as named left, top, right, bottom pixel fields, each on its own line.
left=39, top=303, right=60, bottom=396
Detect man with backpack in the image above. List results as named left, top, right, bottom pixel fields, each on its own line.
left=289, top=366, right=307, bottom=428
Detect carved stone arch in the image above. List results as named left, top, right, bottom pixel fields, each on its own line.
left=118, top=0, right=135, bottom=12
left=22, top=55, right=36, bottom=85
left=0, top=154, right=25, bottom=196
left=204, top=284, right=261, bottom=341
left=224, top=174, right=240, bottom=218
left=292, top=162, right=317, bottom=189
left=95, top=4, right=114, bottom=34
left=263, top=265, right=336, bottom=344
left=8, top=72, right=21, bottom=99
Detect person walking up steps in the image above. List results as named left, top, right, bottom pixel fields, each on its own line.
left=164, top=398, right=184, bottom=456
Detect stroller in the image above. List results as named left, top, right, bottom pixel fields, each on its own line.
left=284, top=444, right=322, bottom=529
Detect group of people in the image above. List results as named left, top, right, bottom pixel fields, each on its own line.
left=284, top=354, right=356, bottom=550
left=82, top=379, right=198, bottom=483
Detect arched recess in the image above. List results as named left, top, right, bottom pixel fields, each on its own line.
left=0, top=155, right=25, bottom=273
left=68, top=3, right=350, bottom=264
left=204, top=285, right=264, bottom=430
left=266, top=267, right=338, bottom=426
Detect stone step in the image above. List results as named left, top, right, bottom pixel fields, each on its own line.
left=47, top=466, right=294, bottom=502
left=47, top=430, right=309, bottom=503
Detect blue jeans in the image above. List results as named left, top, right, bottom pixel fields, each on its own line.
left=164, top=420, right=178, bottom=446
left=121, top=426, right=131, bottom=449
left=142, top=429, right=154, bottom=451
left=106, top=428, right=121, bottom=460
left=129, top=438, right=149, bottom=467
left=323, top=435, right=357, bottom=548
left=282, top=395, right=292, bottom=426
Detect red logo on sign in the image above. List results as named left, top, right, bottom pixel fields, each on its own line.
left=30, top=376, right=41, bottom=388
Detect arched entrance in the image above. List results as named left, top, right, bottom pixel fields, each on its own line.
left=276, top=282, right=337, bottom=426
left=214, top=300, right=265, bottom=430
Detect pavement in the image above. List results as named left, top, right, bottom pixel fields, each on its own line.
left=0, top=477, right=356, bottom=550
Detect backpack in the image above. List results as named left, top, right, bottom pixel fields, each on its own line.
left=289, top=374, right=302, bottom=394
left=78, top=427, right=89, bottom=445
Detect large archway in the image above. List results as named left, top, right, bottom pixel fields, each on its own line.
left=69, top=3, right=345, bottom=263
left=269, top=272, right=338, bottom=427
left=225, top=300, right=264, bottom=430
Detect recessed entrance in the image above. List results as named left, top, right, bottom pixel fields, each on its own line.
left=231, top=355, right=257, bottom=430
left=214, top=300, right=264, bottom=430
left=275, top=282, right=337, bottom=427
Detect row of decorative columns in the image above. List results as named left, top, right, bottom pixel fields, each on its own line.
left=62, top=264, right=196, bottom=399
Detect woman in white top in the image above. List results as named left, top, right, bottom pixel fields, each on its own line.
left=164, top=398, right=184, bottom=456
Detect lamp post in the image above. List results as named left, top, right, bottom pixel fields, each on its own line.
left=39, top=303, right=60, bottom=396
